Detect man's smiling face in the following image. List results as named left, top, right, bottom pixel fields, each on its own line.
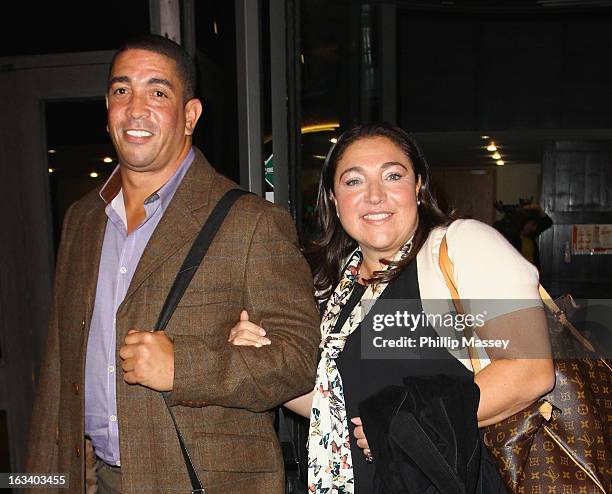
left=106, top=48, right=197, bottom=174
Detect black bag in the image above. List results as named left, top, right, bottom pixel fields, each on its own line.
left=278, top=407, right=309, bottom=494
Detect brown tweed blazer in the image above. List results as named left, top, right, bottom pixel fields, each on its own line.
left=25, top=148, right=320, bottom=493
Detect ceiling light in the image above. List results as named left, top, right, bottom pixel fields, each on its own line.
left=103, top=156, right=113, bottom=163
left=301, top=122, right=340, bottom=134
left=330, top=137, right=338, bottom=144
left=89, top=172, right=99, bottom=178
left=491, top=152, right=501, bottom=160
left=480, top=135, right=489, bottom=140
left=48, top=168, right=55, bottom=173
left=486, top=144, right=497, bottom=152
left=213, top=20, right=219, bottom=35
left=300, top=54, right=305, bottom=64
left=496, top=160, right=505, bottom=166
left=48, top=149, right=56, bottom=154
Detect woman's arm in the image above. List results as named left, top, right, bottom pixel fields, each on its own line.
left=229, top=310, right=316, bottom=418
left=443, top=220, right=555, bottom=424
left=284, top=390, right=315, bottom=418
left=472, top=306, right=555, bottom=426
left=475, top=358, right=553, bottom=426
left=353, top=306, right=555, bottom=452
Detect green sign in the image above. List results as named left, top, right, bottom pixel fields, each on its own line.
left=265, top=154, right=273, bottom=188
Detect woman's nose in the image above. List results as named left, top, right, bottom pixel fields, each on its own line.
left=365, top=180, right=386, bottom=204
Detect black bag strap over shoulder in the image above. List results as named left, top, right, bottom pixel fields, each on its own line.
left=154, top=188, right=250, bottom=493
left=155, top=188, right=250, bottom=333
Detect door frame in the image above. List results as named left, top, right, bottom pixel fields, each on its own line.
left=0, top=50, right=112, bottom=470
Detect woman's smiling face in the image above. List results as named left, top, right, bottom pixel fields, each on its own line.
left=332, top=136, right=421, bottom=265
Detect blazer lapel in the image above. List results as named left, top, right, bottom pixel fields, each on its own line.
left=122, top=150, right=215, bottom=303
left=80, top=205, right=107, bottom=326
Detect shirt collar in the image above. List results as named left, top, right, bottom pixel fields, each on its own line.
left=99, top=147, right=195, bottom=208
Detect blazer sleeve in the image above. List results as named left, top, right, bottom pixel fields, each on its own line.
left=25, top=204, right=77, bottom=474
left=169, top=205, right=320, bottom=412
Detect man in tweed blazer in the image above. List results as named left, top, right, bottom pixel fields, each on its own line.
left=25, top=35, right=320, bottom=493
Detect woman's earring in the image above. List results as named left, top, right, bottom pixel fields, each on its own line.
left=417, top=198, right=421, bottom=206
left=336, top=210, right=340, bottom=218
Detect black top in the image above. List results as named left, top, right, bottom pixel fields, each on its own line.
left=332, top=259, right=472, bottom=493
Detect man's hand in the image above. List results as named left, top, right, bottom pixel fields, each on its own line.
left=119, top=330, right=174, bottom=391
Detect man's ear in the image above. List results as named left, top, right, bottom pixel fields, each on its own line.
left=105, top=96, right=109, bottom=133
left=184, top=98, right=203, bottom=136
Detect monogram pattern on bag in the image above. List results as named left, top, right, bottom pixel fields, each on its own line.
left=483, top=297, right=612, bottom=494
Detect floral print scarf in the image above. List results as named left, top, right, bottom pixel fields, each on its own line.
left=308, top=240, right=413, bottom=493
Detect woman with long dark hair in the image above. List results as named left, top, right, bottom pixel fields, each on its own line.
left=229, top=122, right=554, bottom=493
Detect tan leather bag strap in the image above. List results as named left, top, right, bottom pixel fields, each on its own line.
left=440, top=235, right=596, bottom=361
left=439, top=235, right=483, bottom=373
left=538, top=286, right=595, bottom=352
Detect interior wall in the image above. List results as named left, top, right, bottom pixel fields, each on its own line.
left=432, top=166, right=496, bottom=225
left=495, top=163, right=542, bottom=221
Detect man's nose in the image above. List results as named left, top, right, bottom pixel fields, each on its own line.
left=127, top=93, right=150, bottom=120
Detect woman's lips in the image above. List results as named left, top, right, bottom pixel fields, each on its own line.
left=361, top=212, right=392, bottom=223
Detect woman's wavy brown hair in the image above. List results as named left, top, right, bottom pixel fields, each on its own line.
left=306, top=122, right=453, bottom=300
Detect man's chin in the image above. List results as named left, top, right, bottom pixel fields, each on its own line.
left=116, top=151, right=157, bottom=170
left=118, top=159, right=157, bottom=173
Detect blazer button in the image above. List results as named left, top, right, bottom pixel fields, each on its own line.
left=72, top=382, right=80, bottom=395
left=74, top=444, right=81, bottom=457
left=81, top=320, right=86, bottom=330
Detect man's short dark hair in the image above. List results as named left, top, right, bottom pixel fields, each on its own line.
left=108, top=34, right=197, bottom=102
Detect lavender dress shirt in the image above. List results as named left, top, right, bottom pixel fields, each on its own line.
left=84, top=148, right=194, bottom=465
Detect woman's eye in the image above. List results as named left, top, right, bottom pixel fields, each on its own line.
left=386, top=172, right=403, bottom=181
left=345, top=178, right=361, bottom=186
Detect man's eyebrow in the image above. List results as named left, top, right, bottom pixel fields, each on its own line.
left=107, top=76, right=174, bottom=91
left=108, top=75, right=130, bottom=87
left=149, top=77, right=174, bottom=90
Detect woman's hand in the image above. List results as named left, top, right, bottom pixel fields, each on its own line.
left=228, top=310, right=271, bottom=347
left=351, top=417, right=373, bottom=461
